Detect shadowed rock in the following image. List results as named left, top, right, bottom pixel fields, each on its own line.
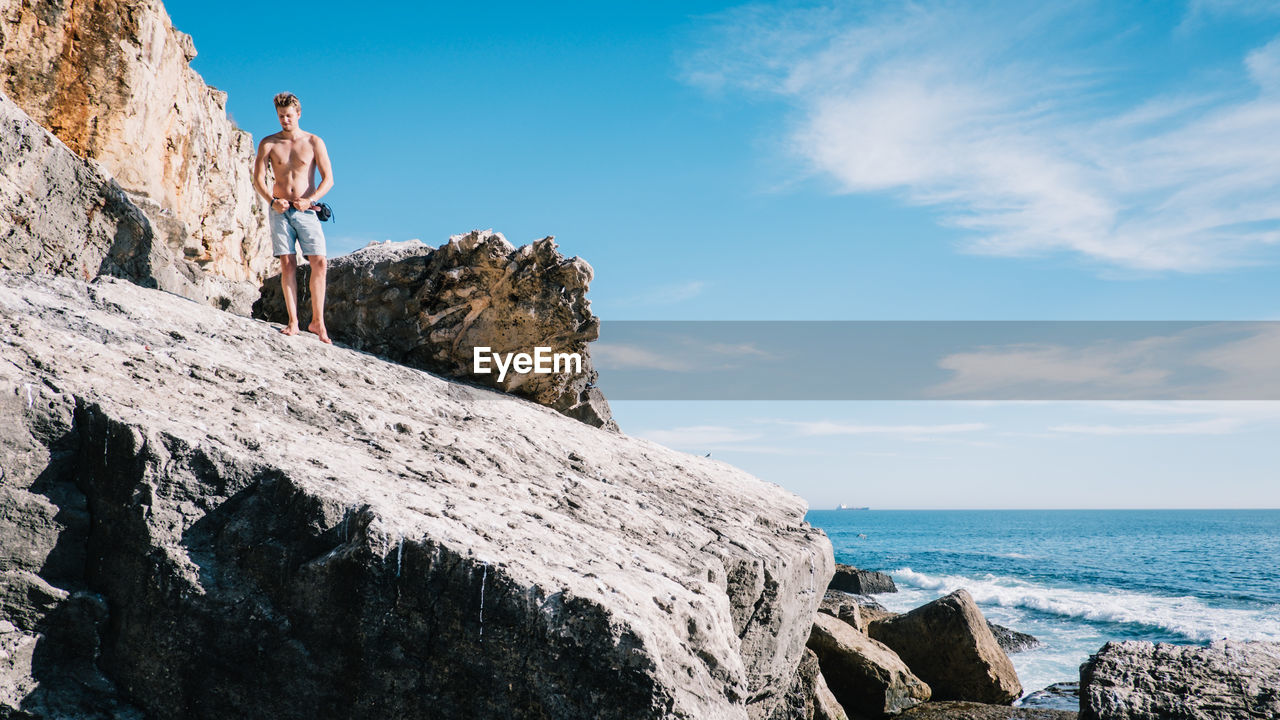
left=0, top=272, right=832, bottom=720
left=768, top=649, right=849, bottom=720
left=807, top=613, right=930, bottom=717
left=867, top=589, right=1021, bottom=704
left=1080, top=640, right=1280, bottom=720
left=987, top=622, right=1040, bottom=654
left=0, top=92, right=259, bottom=313
left=829, top=565, right=896, bottom=595
left=254, top=234, right=615, bottom=429
left=897, top=701, right=1076, bottom=720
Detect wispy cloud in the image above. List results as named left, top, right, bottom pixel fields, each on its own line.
left=592, top=343, right=695, bottom=371
left=1049, top=417, right=1245, bottom=435
left=637, top=424, right=761, bottom=446
left=929, top=337, right=1179, bottom=398
left=686, top=2, right=1280, bottom=272
left=616, top=281, right=706, bottom=307
left=782, top=420, right=989, bottom=436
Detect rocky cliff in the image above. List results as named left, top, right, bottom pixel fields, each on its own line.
left=0, top=91, right=259, bottom=313
left=0, top=0, right=272, bottom=289
left=0, top=271, right=832, bottom=719
left=255, top=234, right=615, bottom=429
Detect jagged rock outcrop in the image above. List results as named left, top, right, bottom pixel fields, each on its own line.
left=1080, top=640, right=1280, bottom=720
left=0, top=91, right=258, bottom=314
left=254, top=234, right=616, bottom=429
left=0, top=271, right=832, bottom=719
left=829, top=565, right=896, bottom=595
left=768, top=649, right=848, bottom=720
left=807, top=613, right=930, bottom=717
left=867, top=590, right=1022, bottom=705
left=0, top=0, right=273, bottom=289
left=987, top=622, right=1039, bottom=654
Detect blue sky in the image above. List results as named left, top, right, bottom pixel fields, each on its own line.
left=169, top=1, right=1280, bottom=508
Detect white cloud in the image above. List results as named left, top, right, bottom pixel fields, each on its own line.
left=1050, top=417, right=1245, bottom=435
left=783, top=420, right=989, bottom=436
left=591, top=343, right=695, bottom=371
left=617, top=281, right=706, bottom=306
left=638, top=424, right=761, bottom=446
left=687, top=2, right=1280, bottom=272
left=929, top=337, right=1179, bottom=398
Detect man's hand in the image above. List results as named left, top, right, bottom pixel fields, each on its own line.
left=272, top=198, right=289, bottom=213
left=291, top=198, right=314, bottom=211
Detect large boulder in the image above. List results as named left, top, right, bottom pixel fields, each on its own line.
left=768, top=649, right=848, bottom=720
left=867, top=590, right=1021, bottom=704
left=254, top=234, right=615, bottom=429
left=829, top=565, right=897, bottom=595
left=0, top=0, right=273, bottom=287
left=0, top=272, right=833, bottom=719
left=1080, top=640, right=1280, bottom=720
left=0, top=91, right=258, bottom=313
left=807, top=613, right=930, bottom=717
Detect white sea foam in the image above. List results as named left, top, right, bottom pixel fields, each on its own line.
left=889, top=567, right=1280, bottom=643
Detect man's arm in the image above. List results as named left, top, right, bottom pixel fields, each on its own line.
left=304, top=136, right=335, bottom=205
left=252, top=138, right=276, bottom=204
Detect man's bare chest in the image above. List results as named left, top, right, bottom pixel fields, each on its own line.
left=267, top=139, right=314, bottom=171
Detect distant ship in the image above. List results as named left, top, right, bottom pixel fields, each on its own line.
left=835, top=504, right=869, bottom=511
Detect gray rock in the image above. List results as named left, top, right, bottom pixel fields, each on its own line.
left=868, top=589, right=1022, bottom=704
left=988, top=622, right=1040, bottom=654
left=0, top=91, right=259, bottom=314
left=807, top=612, right=931, bottom=717
left=253, top=234, right=615, bottom=429
left=818, top=591, right=867, bottom=632
left=829, top=565, right=896, bottom=595
left=1080, top=640, right=1280, bottom=720
left=896, top=701, right=1077, bottom=720
left=1019, top=681, right=1079, bottom=711
left=768, top=649, right=849, bottom=720
left=0, top=272, right=832, bottom=720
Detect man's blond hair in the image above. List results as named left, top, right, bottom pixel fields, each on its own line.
left=274, top=92, right=301, bottom=111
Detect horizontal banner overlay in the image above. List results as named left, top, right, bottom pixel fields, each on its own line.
left=591, top=321, right=1280, bottom=400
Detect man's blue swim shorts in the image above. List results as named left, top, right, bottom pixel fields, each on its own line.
left=270, top=207, right=326, bottom=257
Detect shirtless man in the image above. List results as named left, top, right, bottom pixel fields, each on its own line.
left=252, top=92, right=335, bottom=343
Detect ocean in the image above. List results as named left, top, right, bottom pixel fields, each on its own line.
left=805, top=509, right=1280, bottom=707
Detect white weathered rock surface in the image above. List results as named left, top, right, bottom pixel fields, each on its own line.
left=0, top=272, right=833, bottom=719
left=1080, top=640, right=1280, bottom=720
left=0, top=0, right=272, bottom=286
left=0, top=91, right=258, bottom=314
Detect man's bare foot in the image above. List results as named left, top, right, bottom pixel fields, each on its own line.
left=308, top=321, right=332, bottom=344
left=280, top=324, right=300, bottom=336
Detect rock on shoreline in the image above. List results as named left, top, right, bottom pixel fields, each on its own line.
left=828, top=564, right=897, bottom=595
left=1080, top=639, right=1280, bottom=720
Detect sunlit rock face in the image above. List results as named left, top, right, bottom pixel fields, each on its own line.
left=0, top=0, right=273, bottom=288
